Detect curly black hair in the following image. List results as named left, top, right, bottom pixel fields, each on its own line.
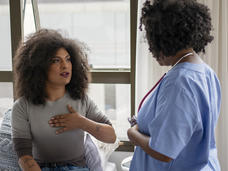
left=13, top=29, right=90, bottom=105
left=140, top=0, right=214, bottom=58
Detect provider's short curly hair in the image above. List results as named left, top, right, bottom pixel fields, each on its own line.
left=140, top=0, right=213, bottom=58
left=14, top=29, right=90, bottom=105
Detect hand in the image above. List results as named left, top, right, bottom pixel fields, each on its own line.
left=19, top=155, right=41, bottom=171
left=128, top=115, right=137, bottom=127
left=127, top=124, right=140, bottom=146
left=48, top=105, right=85, bottom=134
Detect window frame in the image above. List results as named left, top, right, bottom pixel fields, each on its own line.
left=0, top=0, right=23, bottom=97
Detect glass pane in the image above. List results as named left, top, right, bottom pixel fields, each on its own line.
left=24, top=0, right=36, bottom=38
left=88, top=84, right=130, bottom=140
left=0, top=1, right=12, bottom=71
left=0, top=83, right=13, bottom=124
left=38, top=0, right=130, bottom=69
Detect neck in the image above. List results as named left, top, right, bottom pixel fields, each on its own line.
left=45, top=84, right=66, bottom=101
left=171, top=48, right=194, bottom=66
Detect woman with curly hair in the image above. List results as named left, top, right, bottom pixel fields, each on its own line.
left=11, top=29, right=116, bottom=171
left=127, top=0, right=221, bottom=170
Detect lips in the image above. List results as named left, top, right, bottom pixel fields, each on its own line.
left=60, top=72, right=70, bottom=78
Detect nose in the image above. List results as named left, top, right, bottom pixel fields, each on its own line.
left=61, top=60, right=68, bottom=69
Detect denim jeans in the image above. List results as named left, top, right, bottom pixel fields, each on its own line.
left=41, top=165, right=89, bottom=171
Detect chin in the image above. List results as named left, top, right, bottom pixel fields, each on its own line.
left=65, top=80, right=71, bottom=85
left=64, top=76, right=71, bottom=83
left=58, top=80, right=70, bottom=86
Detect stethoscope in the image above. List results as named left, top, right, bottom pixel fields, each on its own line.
left=137, top=52, right=194, bottom=112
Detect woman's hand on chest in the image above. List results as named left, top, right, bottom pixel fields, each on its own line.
left=48, top=104, right=86, bottom=134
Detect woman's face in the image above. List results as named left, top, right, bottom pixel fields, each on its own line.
left=46, top=48, right=72, bottom=87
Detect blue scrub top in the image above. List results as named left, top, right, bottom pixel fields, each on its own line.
left=130, top=62, right=221, bottom=171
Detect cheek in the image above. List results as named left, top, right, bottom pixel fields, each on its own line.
left=48, top=66, right=59, bottom=76
left=157, top=61, right=165, bottom=66
left=156, top=57, right=164, bottom=65
left=69, top=63, right=72, bottom=73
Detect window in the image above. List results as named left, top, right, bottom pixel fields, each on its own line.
left=24, top=0, right=36, bottom=37
left=0, top=0, right=22, bottom=124
left=0, top=0, right=13, bottom=98
left=38, top=0, right=130, bottom=69
left=88, top=84, right=130, bottom=141
left=0, top=0, right=12, bottom=71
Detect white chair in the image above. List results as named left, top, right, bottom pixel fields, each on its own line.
left=121, top=156, right=132, bottom=171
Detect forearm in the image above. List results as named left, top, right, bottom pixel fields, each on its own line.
left=19, top=155, right=41, bottom=171
left=81, top=117, right=116, bottom=143
left=127, top=126, right=172, bottom=162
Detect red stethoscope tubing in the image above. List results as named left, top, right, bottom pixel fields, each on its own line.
left=137, top=73, right=166, bottom=112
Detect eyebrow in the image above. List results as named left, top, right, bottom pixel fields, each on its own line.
left=53, top=55, right=71, bottom=58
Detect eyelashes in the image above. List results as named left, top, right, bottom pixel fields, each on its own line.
left=50, top=57, right=71, bottom=64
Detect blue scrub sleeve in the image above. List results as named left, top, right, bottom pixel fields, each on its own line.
left=148, top=84, right=199, bottom=159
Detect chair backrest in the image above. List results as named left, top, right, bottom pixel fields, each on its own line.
left=0, top=109, right=21, bottom=170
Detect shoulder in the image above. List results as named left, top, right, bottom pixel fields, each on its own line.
left=203, top=63, right=220, bottom=84
left=12, top=97, right=29, bottom=116
left=161, top=63, right=210, bottom=94
left=81, top=94, right=101, bottom=114
left=160, top=72, right=195, bottom=97
left=157, top=67, right=201, bottom=108
left=13, top=97, right=27, bottom=108
left=81, top=94, right=94, bottom=106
